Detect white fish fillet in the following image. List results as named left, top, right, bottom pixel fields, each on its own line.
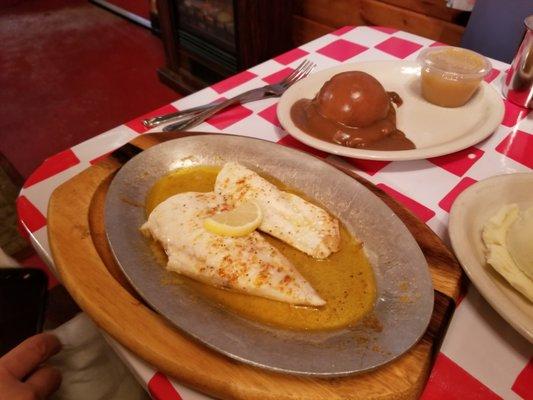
left=214, top=162, right=340, bottom=259
left=141, top=192, right=325, bottom=306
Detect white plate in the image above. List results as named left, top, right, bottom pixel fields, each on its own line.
left=277, top=61, right=505, bottom=161
left=449, top=173, right=533, bottom=343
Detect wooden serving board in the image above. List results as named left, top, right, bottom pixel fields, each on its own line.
left=48, top=132, right=464, bottom=400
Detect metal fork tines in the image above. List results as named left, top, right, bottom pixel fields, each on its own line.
left=142, top=59, right=315, bottom=131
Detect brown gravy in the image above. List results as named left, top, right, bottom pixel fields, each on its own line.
left=291, top=92, right=415, bottom=151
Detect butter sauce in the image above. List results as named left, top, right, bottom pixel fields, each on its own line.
left=146, top=166, right=376, bottom=331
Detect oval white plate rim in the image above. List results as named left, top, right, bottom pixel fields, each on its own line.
left=449, top=173, right=533, bottom=343
left=277, top=60, right=505, bottom=161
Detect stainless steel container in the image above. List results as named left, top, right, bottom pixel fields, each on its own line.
left=502, top=15, right=533, bottom=108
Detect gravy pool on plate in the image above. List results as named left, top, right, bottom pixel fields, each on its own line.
left=144, top=166, right=377, bottom=331
left=291, top=71, right=414, bottom=151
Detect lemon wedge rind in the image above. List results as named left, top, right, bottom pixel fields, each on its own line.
left=204, top=201, right=263, bottom=237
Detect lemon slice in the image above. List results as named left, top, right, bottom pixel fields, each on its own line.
left=204, top=201, right=263, bottom=237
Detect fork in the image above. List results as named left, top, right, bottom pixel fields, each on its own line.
left=143, top=60, right=314, bottom=129
left=142, top=99, right=225, bottom=128
left=159, top=60, right=315, bottom=132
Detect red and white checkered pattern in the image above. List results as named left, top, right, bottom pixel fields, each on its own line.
left=18, top=26, right=532, bottom=399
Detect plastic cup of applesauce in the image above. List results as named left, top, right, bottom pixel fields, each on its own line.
left=417, top=46, right=492, bottom=107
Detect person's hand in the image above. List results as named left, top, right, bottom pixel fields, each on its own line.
left=0, top=333, right=62, bottom=400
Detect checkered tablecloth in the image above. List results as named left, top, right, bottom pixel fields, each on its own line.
left=18, top=26, right=532, bottom=399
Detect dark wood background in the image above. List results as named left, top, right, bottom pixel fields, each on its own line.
left=293, top=0, right=468, bottom=46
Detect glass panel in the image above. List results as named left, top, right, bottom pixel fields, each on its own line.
left=177, top=0, right=236, bottom=53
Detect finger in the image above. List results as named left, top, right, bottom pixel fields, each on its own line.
left=25, top=365, right=62, bottom=399
left=0, top=333, right=61, bottom=379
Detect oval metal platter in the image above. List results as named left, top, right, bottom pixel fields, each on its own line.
left=104, top=135, right=434, bottom=377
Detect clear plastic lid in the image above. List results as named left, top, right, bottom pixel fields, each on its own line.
left=417, top=46, right=492, bottom=80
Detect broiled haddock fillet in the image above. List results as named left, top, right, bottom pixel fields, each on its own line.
left=215, top=162, right=340, bottom=259
left=141, top=192, right=325, bottom=306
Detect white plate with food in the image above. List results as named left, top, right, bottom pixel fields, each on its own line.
left=449, top=173, right=533, bottom=343
left=104, top=135, right=434, bottom=376
left=277, top=60, right=504, bottom=161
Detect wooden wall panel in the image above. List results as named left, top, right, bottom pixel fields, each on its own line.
left=292, top=15, right=334, bottom=44
left=379, top=0, right=465, bottom=23
left=294, top=0, right=365, bottom=28
left=292, top=0, right=466, bottom=47
left=360, top=0, right=464, bottom=45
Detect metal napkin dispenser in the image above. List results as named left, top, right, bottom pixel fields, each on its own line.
left=503, top=15, right=533, bottom=109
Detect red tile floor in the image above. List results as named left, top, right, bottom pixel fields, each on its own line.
left=0, top=0, right=179, bottom=179
left=0, top=0, right=180, bottom=278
